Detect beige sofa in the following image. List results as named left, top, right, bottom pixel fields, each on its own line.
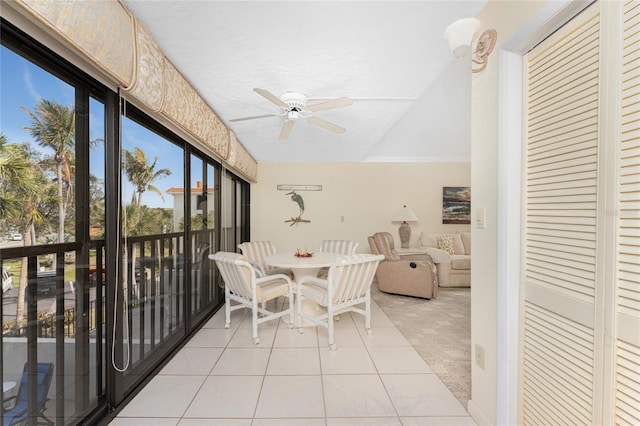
left=417, top=231, right=470, bottom=287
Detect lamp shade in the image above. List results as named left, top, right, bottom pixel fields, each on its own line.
left=444, top=17, right=480, bottom=59
left=391, top=206, right=419, bottom=223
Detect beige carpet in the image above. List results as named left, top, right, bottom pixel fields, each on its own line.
left=371, top=284, right=471, bottom=408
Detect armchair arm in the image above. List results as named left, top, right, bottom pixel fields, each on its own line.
left=297, top=275, right=328, bottom=288
left=422, top=247, right=452, bottom=264
left=3, top=394, right=17, bottom=408
left=256, top=273, right=292, bottom=286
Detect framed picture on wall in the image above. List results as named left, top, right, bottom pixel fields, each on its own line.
left=443, top=187, right=471, bottom=224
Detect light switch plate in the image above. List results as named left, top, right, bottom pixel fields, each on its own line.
left=476, top=207, right=486, bottom=229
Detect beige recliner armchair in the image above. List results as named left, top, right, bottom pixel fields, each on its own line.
left=368, top=232, right=438, bottom=299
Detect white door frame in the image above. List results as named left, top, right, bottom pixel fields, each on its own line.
left=495, top=1, right=594, bottom=425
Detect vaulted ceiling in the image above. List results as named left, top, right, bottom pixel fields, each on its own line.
left=122, top=1, right=486, bottom=163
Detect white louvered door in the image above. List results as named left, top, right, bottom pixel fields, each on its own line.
left=615, top=1, right=640, bottom=424
left=522, top=1, right=640, bottom=424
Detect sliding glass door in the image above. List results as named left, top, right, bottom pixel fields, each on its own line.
left=1, top=20, right=250, bottom=423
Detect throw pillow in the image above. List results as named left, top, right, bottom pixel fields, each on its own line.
left=437, top=235, right=455, bottom=255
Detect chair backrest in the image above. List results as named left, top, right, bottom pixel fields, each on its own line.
left=237, top=241, right=278, bottom=272
left=318, top=240, right=359, bottom=255
left=210, top=251, right=255, bottom=300
left=7, top=362, right=54, bottom=425
left=2, top=266, right=12, bottom=293
left=193, top=241, right=210, bottom=269
left=371, top=232, right=401, bottom=261
left=326, top=254, right=385, bottom=304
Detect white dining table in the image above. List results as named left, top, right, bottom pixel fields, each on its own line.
left=263, top=252, right=340, bottom=282
left=263, top=252, right=341, bottom=326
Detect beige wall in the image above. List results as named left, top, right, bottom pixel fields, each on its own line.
left=250, top=162, right=470, bottom=253
left=470, top=1, right=555, bottom=424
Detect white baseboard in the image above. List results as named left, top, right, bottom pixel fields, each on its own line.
left=468, top=399, right=492, bottom=425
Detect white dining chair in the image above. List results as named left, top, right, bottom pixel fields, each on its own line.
left=296, top=253, right=384, bottom=350
left=210, top=251, right=294, bottom=344
left=237, top=241, right=291, bottom=277
left=318, top=239, right=359, bottom=255
left=316, top=240, right=359, bottom=280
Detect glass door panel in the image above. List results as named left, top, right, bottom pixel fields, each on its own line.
left=119, top=114, right=185, bottom=372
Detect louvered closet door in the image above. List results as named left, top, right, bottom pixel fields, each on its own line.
left=523, top=1, right=640, bottom=424
left=522, top=3, right=601, bottom=425
left=616, top=1, right=640, bottom=424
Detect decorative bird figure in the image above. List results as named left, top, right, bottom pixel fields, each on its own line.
left=284, top=191, right=310, bottom=226
left=286, top=191, right=305, bottom=216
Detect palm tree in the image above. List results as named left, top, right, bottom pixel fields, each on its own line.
left=21, top=99, right=75, bottom=244
left=122, top=147, right=171, bottom=206
left=0, top=136, right=59, bottom=325
left=0, top=134, right=30, bottom=219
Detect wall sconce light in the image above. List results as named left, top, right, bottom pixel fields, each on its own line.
left=444, top=18, right=497, bottom=73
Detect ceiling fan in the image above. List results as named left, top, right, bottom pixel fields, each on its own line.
left=230, top=88, right=353, bottom=140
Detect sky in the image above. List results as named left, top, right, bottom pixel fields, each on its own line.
left=1, top=45, right=189, bottom=208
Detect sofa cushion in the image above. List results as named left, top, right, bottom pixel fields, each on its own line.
left=420, top=232, right=465, bottom=254
left=437, top=235, right=455, bottom=254
left=419, top=232, right=439, bottom=248
left=460, top=232, right=471, bottom=255
left=450, top=233, right=465, bottom=255
left=451, top=256, right=471, bottom=270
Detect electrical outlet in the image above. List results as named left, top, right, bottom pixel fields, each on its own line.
left=475, top=344, right=485, bottom=369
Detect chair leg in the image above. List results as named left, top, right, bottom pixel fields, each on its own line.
left=327, top=314, right=338, bottom=351
left=224, top=290, right=231, bottom=329
left=40, top=412, right=55, bottom=425
left=287, top=283, right=294, bottom=329
left=252, top=300, right=260, bottom=345
left=365, top=296, right=373, bottom=335
left=328, top=305, right=337, bottom=351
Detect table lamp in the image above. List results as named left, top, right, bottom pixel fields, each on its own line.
left=391, top=205, right=419, bottom=248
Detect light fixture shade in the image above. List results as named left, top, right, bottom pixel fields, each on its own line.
left=444, top=17, right=480, bottom=59
left=391, top=206, right=419, bottom=223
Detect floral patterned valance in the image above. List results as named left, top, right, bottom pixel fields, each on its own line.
left=11, top=0, right=257, bottom=182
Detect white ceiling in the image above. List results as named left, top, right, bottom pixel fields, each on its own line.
left=122, top=1, right=486, bottom=163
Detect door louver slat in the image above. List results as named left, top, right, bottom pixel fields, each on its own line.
left=523, top=303, right=594, bottom=424
left=616, top=2, right=640, bottom=424
left=522, top=4, right=600, bottom=425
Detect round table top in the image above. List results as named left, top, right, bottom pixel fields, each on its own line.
left=263, top=252, right=340, bottom=269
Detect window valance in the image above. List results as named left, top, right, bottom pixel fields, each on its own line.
left=11, top=0, right=257, bottom=182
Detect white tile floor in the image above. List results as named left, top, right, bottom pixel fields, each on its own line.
left=109, top=300, right=476, bottom=425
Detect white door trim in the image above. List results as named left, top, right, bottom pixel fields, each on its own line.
left=495, top=1, right=595, bottom=425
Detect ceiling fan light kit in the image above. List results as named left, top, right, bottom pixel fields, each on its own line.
left=230, top=88, right=353, bottom=140
left=280, top=92, right=308, bottom=112
left=444, top=17, right=497, bottom=73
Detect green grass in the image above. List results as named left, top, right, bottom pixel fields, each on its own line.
left=3, top=257, right=82, bottom=287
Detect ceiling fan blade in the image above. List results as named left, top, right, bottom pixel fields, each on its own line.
left=307, top=116, right=345, bottom=134
left=279, top=120, right=294, bottom=140
left=229, top=113, right=278, bottom=122
left=306, top=97, right=353, bottom=113
left=254, top=88, right=289, bottom=109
